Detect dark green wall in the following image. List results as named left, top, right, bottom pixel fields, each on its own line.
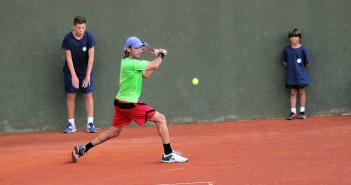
left=1, top=0, right=350, bottom=133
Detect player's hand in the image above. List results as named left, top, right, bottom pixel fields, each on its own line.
left=72, top=75, right=79, bottom=89
left=82, top=76, right=90, bottom=88
left=158, top=49, right=168, bottom=56
left=152, top=50, right=158, bottom=57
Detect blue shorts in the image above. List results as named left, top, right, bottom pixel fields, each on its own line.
left=64, top=70, right=93, bottom=94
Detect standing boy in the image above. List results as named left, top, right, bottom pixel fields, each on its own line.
left=71, top=36, right=188, bottom=163
left=61, top=16, right=97, bottom=133
left=281, top=28, right=311, bottom=120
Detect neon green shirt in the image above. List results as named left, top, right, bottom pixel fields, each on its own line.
left=116, top=58, right=148, bottom=103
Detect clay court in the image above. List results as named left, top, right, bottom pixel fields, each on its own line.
left=1, top=115, right=350, bottom=185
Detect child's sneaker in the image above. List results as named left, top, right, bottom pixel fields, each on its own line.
left=71, top=145, right=86, bottom=163
left=287, top=112, right=297, bottom=120
left=87, top=122, right=96, bottom=133
left=298, top=112, right=306, bottom=119
left=64, top=122, right=76, bottom=133
left=161, top=151, right=188, bottom=163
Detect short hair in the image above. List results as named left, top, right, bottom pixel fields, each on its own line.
left=74, top=16, right=86, bottom=25
left=288, top=28, right=302, bottom=38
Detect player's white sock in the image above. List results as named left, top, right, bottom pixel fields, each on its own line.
left=291, top=108, right=296, bottom=113
left=68, top=119, right=75, bottom=125
left=87, top=117, right=94, bottom=124
left=300, top=107, right=305, bottom=112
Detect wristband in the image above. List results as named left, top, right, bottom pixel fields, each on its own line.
left=157, top=52, right=165, bottom=59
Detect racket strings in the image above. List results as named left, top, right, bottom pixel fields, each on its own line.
left=141, top=42, right=152, bottom=53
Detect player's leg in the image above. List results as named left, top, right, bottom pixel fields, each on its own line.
left=64, top=93, right=77, bottom=133
left=149, top=111, right=170, bottom=144
left=71, top=100, right=130, bottom=163
left=92, top=126, right=123, bottom=146
left=88, top=101, right=126, bottom=147
left=83, top=93, right=96, bottom=132
left=67, top=93, right=76, bottom=119
left=298, top=87, right=306, bottom=119
left=288, top=88, right=298, bottom=120
left=290, top=88, right=297, bottom=110
left=64, top=70, right=78, bottom=133
left=81, top=73, right=96, bottom=133
left=71, top=126, right=123, bottom=163
left=83, top=93, right=94, bottom=117
left=150, top=111, right=188, bottom=163
left=298, top=87, right=306, bottom=108
left=71, top=126, right=124, bottom=163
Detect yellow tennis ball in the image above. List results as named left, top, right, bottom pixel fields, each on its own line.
left=192, top=78, right=199, bottom=85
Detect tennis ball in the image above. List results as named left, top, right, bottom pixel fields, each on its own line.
left=192, top=78, right=199, bottom=85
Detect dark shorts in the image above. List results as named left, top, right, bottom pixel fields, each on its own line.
left=286, top=84, right=309, bottom=89
left=64, top=71, right=93, bottom=94
left=112, top=99, right=156, bottom=127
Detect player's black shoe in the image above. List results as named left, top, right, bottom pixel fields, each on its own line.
left=287, top=112, right=297, bottom=120
left=298, top=112, right=306, bottom=119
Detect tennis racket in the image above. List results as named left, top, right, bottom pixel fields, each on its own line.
left=141, top=42, right=168, bottom=56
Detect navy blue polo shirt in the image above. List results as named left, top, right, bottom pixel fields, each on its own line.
left=61, top=31, right=97, bottom=75
left=281, top=45, right=311, bottom=85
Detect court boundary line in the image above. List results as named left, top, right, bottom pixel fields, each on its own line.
left=157, top=182, right=213, bottom=185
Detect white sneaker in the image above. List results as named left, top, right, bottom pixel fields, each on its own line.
left=64, top=122, right=76, bottom=133
left=161, top=151, right=188, bottom=163
left=87, top=122, right=96, bottom=133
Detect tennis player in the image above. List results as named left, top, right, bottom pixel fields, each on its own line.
left=71, top=36, right=188, bottom=163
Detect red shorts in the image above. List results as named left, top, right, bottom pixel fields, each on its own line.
left=112, top=98, right=156, bottom=127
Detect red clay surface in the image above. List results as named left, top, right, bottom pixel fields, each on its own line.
left=0, top=115, right=350, bottom=185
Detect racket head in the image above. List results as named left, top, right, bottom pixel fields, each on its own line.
left=141, top=42, right=167, bottom=55
left=141, top=42, right=154, bottom=53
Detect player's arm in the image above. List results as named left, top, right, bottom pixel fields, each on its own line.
left=282, top=61, right=287, bottom=67
left=305, top=61, right=311, bottom=69
left=142, top=50, right=166, bottom=79
left=142, top=57, right=162, bottom=79
left=65, top=50, right=79, bottom=89
left=142, top=69, right=155, bottom=79
left=82, top=47, right=95, bottom=87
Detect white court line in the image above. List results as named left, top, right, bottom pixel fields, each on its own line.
left=157, top=182, right=213, bottom=185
